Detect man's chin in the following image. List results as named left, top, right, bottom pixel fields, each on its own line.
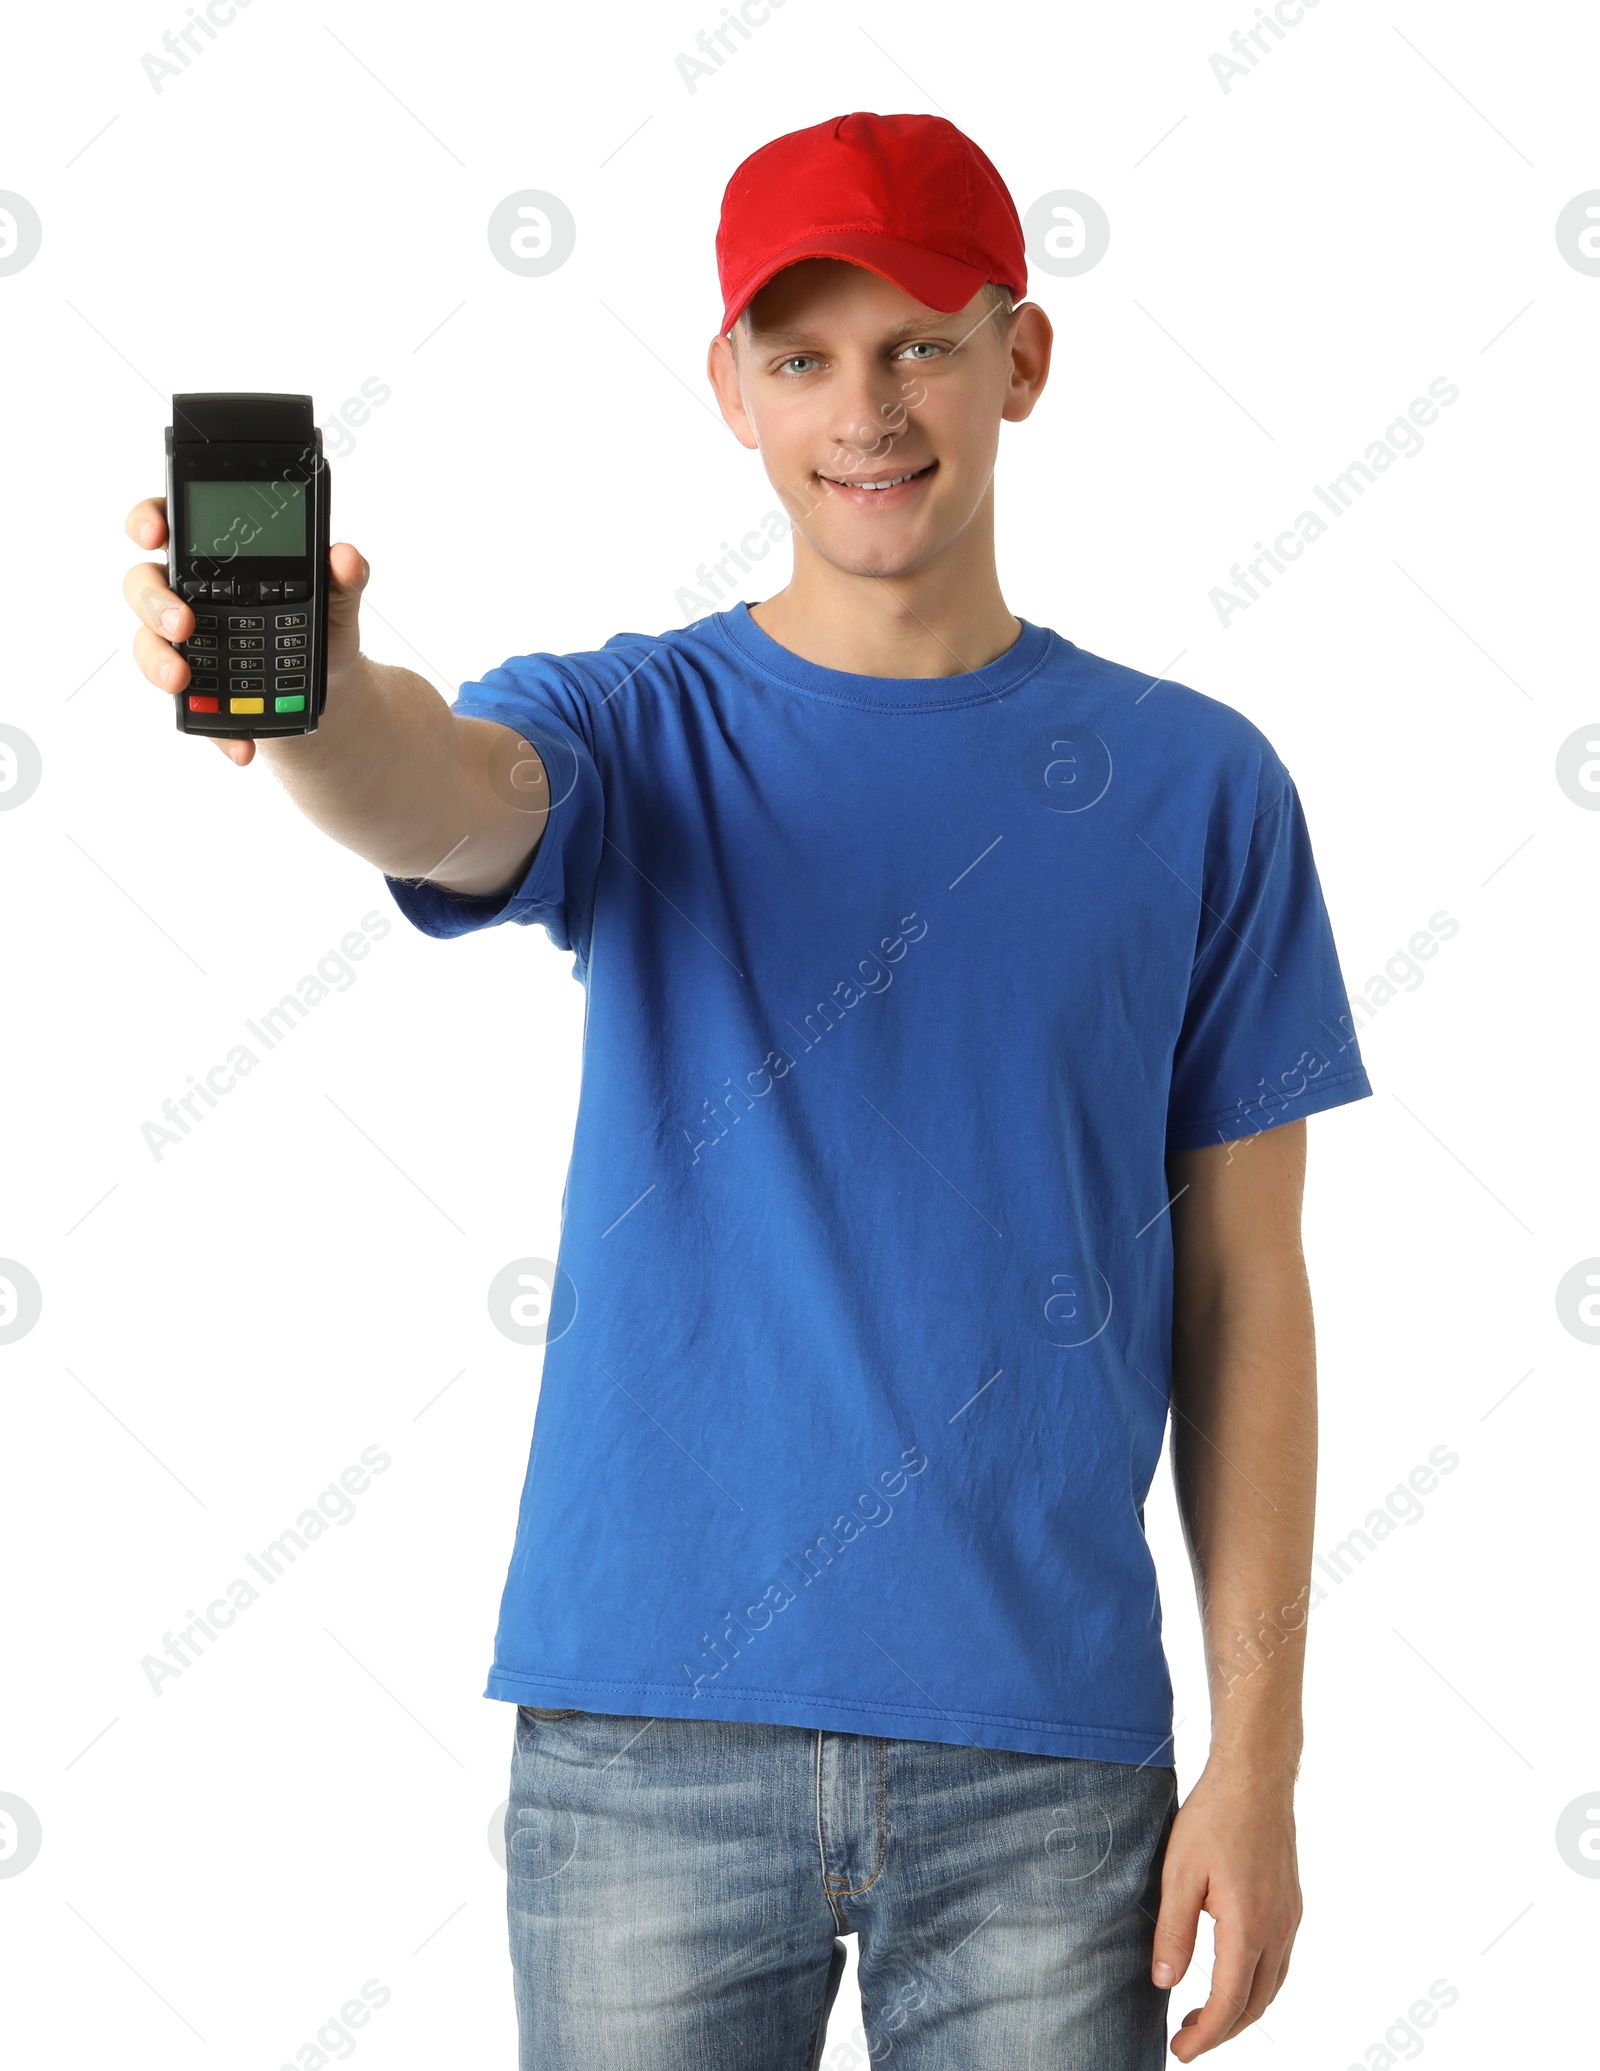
left=800, top=521, right=948, bottom=584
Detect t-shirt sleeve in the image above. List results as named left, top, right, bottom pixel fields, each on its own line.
left=380, top=654, right=605, bottom=959
left=1166, top=774, right=1373, bottom=1152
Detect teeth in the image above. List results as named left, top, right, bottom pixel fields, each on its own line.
left=833, top=468, right=924, bottom=490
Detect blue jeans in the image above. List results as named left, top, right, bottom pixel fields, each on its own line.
left=506, top=1706, right=1178, bottom=2068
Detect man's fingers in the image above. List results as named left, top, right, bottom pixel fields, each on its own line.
left=125, top=497, right=168, bottom=550
left=1234, top=1939, right=1286, bottom=2033
left=1259, top=1931, right=1295, bottom=2017
left=123, top=560, right=190, bottom=641
left=1170, top=1917, right=1265, bottom=2061
left=122, top=493, right=254, bottom=766
left=133, top=623, right=188, bottom=693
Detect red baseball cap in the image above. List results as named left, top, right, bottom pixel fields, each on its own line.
left=716, top=110, right=1027, bottom=337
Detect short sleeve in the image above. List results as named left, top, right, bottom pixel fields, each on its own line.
left=1166, top=777, right=1372, bottom=1152
left=381, top=655, right=605, bottom=960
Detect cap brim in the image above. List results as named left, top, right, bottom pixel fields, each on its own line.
left=720, top=231, right=991, bottom=335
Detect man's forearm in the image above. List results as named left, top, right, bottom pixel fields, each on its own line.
left=1168, top=1129, right=1317, bottom=1777
left=1177, top=1285, right=1315, bottom=1772
left=254, top=652, right=473, bottom=879
left=253, top=652, right=549, bottom=897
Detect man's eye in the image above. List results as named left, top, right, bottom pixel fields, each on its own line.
left=778, top=355, right=818, bottom=374
left=898, top=341, right=943, bottom=360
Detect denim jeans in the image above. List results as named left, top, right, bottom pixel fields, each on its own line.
left=506, top=1705, right=1178, bottom=2069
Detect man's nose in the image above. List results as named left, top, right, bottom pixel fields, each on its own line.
left=827, top=365, right=913, bottom=468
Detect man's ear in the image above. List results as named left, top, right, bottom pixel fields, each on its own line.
left=707, top=332, right=761, bottom=451
left=1001, top=302, right=1054, bottom=424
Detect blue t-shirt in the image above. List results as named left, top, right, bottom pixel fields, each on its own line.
left=383, top=602, right=1372, bottom=1765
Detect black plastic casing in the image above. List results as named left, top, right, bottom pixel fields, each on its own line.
left=165, top=393, right=331, bottom=739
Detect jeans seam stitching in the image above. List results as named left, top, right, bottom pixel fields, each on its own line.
left=831, top=1736, right=890, bottom=1901
left=814, top=1732, right=849, bottom=1930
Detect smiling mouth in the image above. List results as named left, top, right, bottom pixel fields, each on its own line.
left=819, top=462, right=938, bottom=491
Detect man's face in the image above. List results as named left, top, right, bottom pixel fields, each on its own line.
left=707, top=258, right=1049, bottom=581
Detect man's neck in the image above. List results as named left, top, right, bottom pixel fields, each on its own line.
left=747, top=515, right=1022, bottom=680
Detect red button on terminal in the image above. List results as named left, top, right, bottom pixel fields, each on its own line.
left=187, top=694, right=220, bottom=713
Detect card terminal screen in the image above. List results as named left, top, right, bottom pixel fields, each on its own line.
left=184, top=479, right=307, bottom=558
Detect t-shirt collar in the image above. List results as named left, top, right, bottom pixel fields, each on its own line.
left=714, top=599, right=1057, bottom=711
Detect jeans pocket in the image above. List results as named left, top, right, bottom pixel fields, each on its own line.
left=520, top=1704, right=582, bottom=1722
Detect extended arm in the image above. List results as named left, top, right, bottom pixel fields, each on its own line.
left=122, top=499, right=550, bottom=898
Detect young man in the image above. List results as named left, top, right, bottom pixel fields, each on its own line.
left=124, top=110, right=1371, bottom=2071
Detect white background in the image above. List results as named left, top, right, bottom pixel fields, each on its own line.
left=1, top=0, right=1595, bottom=2063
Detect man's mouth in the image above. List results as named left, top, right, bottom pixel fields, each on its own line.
left=817, top=461, right=939, bottom=506
left=820, top=462, right=937, bottom=490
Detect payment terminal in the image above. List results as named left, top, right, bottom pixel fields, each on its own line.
left=165, top=393, right=331, bottom=738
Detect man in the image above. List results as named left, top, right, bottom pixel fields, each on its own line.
left=123, top=109, right=1371, bottom=2070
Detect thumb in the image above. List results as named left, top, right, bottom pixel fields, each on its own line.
left=325, top=542, right=369, bottom=671
left=327, top=540, right=369, bottom=614
left=1151, top=1875, right=1203, bottom=1988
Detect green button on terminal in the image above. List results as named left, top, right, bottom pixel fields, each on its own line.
left=274, top=694, right=307, bottom=713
